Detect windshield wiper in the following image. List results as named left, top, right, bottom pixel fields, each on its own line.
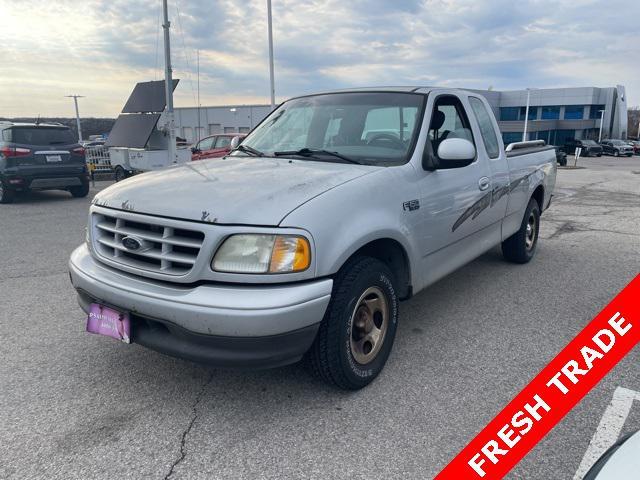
left=233, top=144, right=265, bottom=157
left=273, top=148, right=362, bottom=165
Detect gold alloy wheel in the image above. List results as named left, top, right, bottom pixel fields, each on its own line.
left=525, top=211, right=537, bottom=251
left=349, top=286, right=389, bottom=365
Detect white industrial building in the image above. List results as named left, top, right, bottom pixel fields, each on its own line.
left=170, top=104, right=272, bottom=143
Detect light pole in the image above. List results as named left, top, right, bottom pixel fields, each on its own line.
left=65, top=95, right=84, bottom=142
left=598, top=109, right=606, bottom=142
left=267, top=0, right=275, bottom=110
left=162, top=0, right=177, bottom=164
left=522, top=88, right=534, bottom=142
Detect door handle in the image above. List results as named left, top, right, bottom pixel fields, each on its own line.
left=478, top=177, right=491, bottom=191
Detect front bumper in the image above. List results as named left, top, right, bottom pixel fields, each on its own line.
left=69, top=245, right=333, bottom=368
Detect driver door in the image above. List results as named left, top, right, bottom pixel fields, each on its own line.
left=414, top=91, right=498, bottom=287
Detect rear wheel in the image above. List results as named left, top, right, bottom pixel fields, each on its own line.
left=308, top=257, right=398, bottom=390
left=69, top=182, right=90, bottom=198
left=0, top=178, right=15, bottom=204
left=502, top=198, right=540, bottom=264
left=114, top=165, right=128, bottom=182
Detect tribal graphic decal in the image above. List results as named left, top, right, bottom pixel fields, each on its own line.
left=451, top=171, right=536, bottom=232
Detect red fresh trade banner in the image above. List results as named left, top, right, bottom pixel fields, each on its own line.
left=435, top=274, right=640, bottom=479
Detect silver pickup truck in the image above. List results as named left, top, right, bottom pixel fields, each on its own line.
left=69, top=87, right=556, bottom=390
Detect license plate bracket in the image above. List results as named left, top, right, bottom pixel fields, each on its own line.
left=86, top=303, right=131, bottom=343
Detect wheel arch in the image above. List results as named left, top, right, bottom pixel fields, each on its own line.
left=334, top=236, right=413, bottom=300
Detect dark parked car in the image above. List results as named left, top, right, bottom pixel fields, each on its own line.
left=0, top=122, right=90, bottom=204
left=599, top=139, right=633, bottom=157
left=564, top=139, right=603, bottom=157
left=550, top=145, right=567, bottom=166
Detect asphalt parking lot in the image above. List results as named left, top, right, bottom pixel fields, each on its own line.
left=1, top=155, right=638, bottom=480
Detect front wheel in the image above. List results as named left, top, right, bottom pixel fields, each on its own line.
left=502, top=198, right=540, bottom=264
left=308, top=257, right=398, bottom=390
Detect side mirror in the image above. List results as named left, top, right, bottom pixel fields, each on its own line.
left=191, top=147, right=199, bottom=153
left=437, top=138, right=476, bottom=167
left=230, top=136, right=242, bottom=150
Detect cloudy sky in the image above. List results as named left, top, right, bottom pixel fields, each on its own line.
left=0, top=0, right=638, bottom=117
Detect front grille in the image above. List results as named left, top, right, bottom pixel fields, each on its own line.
left=92, top=211, right=205, bottom=276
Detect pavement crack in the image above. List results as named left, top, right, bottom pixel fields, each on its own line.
left=163, top=373, right=214, bottom=480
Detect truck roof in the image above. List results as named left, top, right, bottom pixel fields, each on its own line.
left=288, top=86, right=474, bottom=100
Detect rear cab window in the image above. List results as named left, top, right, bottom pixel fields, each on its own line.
left=469, top=97, right=500, bottom=159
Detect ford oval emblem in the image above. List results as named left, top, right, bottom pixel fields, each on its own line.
left=122, top=236, right=143, bottom=251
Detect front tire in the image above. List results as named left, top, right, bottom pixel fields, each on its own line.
left=0, top=178, right=15, bottom=204
left=308, top=257, right=399, bottom=390
left=502, top=198, right=540, bottom=264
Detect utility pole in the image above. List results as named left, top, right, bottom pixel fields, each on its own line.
left=197, top=49, right=201, bottom=143
left=267, top=0, right=275, bottom=110
left=65, top=95, right=84, bottom=142
left=522, top=89, right=531, bottom=143
left=598, top=109, right=606, bottom=142
left=162, top=0, right=177, bottom=164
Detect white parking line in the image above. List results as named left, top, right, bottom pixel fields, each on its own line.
left=573, top=387, right=640, bottom=480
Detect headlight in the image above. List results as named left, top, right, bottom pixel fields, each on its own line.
left=212, top=234, right=311, bottom=274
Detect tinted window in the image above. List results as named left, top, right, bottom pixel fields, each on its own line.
left=9, top=127, right=76, bottom=145
left=500, top=107, right=519, bottom=121
left=469, top=97, right=500, bottom=158
left=564, top=105, right=584, bottom=120
left=541, top=106, right=560, bottom=120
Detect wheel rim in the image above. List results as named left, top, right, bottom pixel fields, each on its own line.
left=525, top=212, right=537, bottom=251
left=349, top=286, right=389, bottom=365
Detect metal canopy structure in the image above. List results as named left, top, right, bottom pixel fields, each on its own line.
left=122, top=79, right=179, bottom=114
left=105, top=113, right=161, bottom=148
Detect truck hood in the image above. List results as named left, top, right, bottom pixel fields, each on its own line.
left=93, top=157, right=374, bottom=225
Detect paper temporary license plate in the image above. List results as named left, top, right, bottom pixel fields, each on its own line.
left=46, top=155, right=62, bottom=163
left=86, top=303, right=131, bottom=343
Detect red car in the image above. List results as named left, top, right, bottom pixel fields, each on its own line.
left=191, top=134, right=246, bottom=160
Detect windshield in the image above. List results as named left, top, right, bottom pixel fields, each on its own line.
left=233, top=92, right=426, bottom=165
left=582, top=140, right=597, bottom=145
left=7, top=127, right=76, bottom=145
left=610, top=140, right=626, bottom=145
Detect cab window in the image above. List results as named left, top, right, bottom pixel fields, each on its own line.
left=215, top=136, right=232, bottom=148
left=197, top=137, right=214, bottom=150
left=428, top=95, right=474, bottom=164
left=469, top=97, right=500, bottom=159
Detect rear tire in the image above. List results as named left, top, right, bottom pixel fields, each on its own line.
left=0, top=178, right=15, bottom=204
left=114, top=166, right=128, bottom=182
left=502, top=198, right=540, bottom=264
left=308, top=256, right=399, bottom=390
left=69, top=182, right=90, bottom=198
